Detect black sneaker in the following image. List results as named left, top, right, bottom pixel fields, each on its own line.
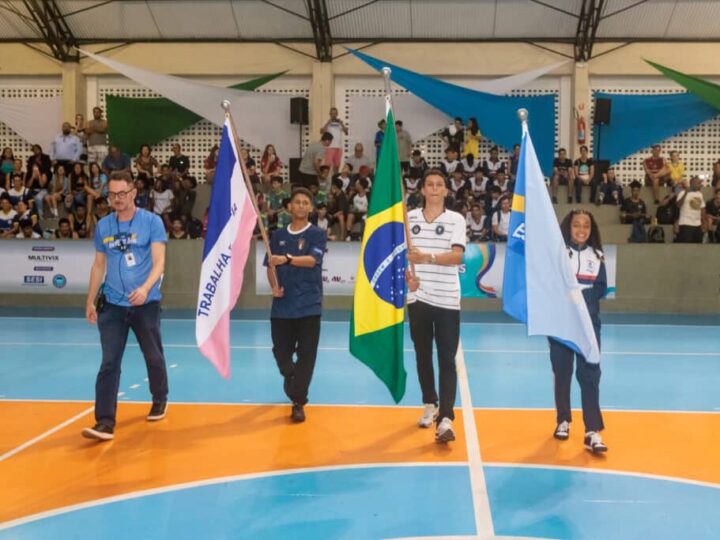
left=147, top=401, right=168, bottom=421
left=82, top=423, right=114, bottom=441
left=584, top=431, right=608, bottom=454
left=291, top=403, right=305, bottom=423
left=554, top=420, right=570, bottom=440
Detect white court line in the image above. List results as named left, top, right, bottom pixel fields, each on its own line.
left=0, top=405, right=94, bottom=463
left=0, top=462, right=466, bottom=532
left=2, top=342, right=719, bottom=357
left=456, top=340, right=495, bottom=538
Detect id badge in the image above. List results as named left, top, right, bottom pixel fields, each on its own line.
left=124, top=252, right=137, bottom=267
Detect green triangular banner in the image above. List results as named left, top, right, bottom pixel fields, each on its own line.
left=645, top=59, right=720, bottom=111
left=106, top=71, right=287, bottom=154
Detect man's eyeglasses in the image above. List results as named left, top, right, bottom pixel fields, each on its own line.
left=108, top=189, right=135, bottom=200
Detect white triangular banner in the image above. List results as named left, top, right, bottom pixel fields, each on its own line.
left=0, top=96, right=63, bottom=152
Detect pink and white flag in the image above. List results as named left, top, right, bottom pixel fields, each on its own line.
left=195, top=119, right=257, bottom=378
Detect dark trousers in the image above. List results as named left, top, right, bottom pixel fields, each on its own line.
left=548, top=331, right=604, bottom=433
left=675, top=225, right=704, bottom=243
left=270, top=316, right=321, bottom=405
left=95, top=301, right=168, bottom=428
left=408, top=301, right=460, bottom=423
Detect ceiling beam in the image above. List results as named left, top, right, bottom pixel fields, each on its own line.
left=574, top=0, right=605, bottom=61
left=305, top=0, right=332, bottom=62
left=22, top=0, right=78, bottom=62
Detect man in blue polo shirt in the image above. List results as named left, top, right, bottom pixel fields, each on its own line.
left=265, top=187, right=326, bottom=422
left=82, top=171, right=169, bottom=441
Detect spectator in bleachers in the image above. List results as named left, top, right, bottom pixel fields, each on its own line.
left=327, top=178, right=348, bottom=240
left=1, top=147, right=15, bottom=179
left=460, top=153, right=480, bottom=178
left=12, top=199, right=41, bottom=237
left=551, top=147, right=574, bottom=204
left=492, top=196, right=511, bottom=242
left=26, top=164, right=48, bottom=213
left=666, top=150, right=685, bottom=190
left=168, top=216, right=190, bottom=240
left=597, top=166, right=623, bottom=205
left=51, top=122, right=82, bottom=172
left=260, top=144, right=282, bottom=189
left=102, top=145, right=132, bottom=178
left=655, top=193, right=678, bottom=225
left=334, top=163, right=353, bottom=192
left=675, top=176, right=706, bottom=243
left=267, top=176, right=289, bottom=224
left=464, top=117, right=481, bottom=160
left=69, top=162, right=89, bottom=208
left=467, top=203, right=487, bottom=242
left=374, top=119, right=386, bottom=162
left=85, top=106, right=109, bottom=165
left=169, top=143, right=190, bottom=178
left=26, top=144, right=52, bottom=183
left=449, top=166, right=470, bottom=200
left=316, top=164, right=332, bottom=192
left=494, top=171, right=512, bottom=194
left=0, top=194, right=18, bottom=238
left=46, top=164, right=69, bottom=217
left=705, top=188, right=720, bottom=243
left=134, top=144, right=159, bottom=181
left=321, top=107, right=347, bottom=174
left=16, top=218, right=40, bottom=239
left=346, top=178, right=369, bottom=241
left=275, top=198, right=292, bottom=230
left=442, top=117, right=464, bottom=152
left=644, top=144, right=670, bottom=204
left=508, top=143, right=521, bottom=182
left=711, top=160, right=720, bottom=188
left=572, top=145, right=595, bottom=204
left=239, top=148, right=255, bottom=172
left=620, top=180, right=647, bottom=225
left=439, top=146, right=460, bottom=176
left=151, top=178, right=174, bottom=227
left=404, top=168, right=422, bottom=202
left=355, top=165, right=373, bottom=192
left=133, top=177, right=150, bottom=209
left=54, top=217, right=78, bottom=240
left=483, top=146, right=506, bottom=182
left=395, top=120, right=413, bottom=172
left=486, top=185, right=502, bottom=219
left=299, top=132, right=333, bottom=188
left=408, top=149, right=428, bottom=179
left=309, top=183, right=327, bottom=208
left=469, top=169, right=489, bottom=201
left=203, top=145, right=218, bottom=185
left=69, top=203, right=93, bottom=239
left=177, top=176, right=197, bottom=219
left=314, top=203, right=332, bottom=240
left=94, top=196, right=111, bottom=222
left=6, top=173, right=30, bottom=207
left=9, top=157, right=23, bottom=180
left=346, top=143, right=374, bottom=174
left=88, top=161, right=108, bottom=207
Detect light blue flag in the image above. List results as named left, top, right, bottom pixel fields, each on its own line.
left=502, top=114, right=600, bottom=364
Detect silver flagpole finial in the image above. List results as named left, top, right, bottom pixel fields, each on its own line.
left=381, top=67, right=393, bottom=95
left=517, top=108, right=529, bottom=123
left=221, top=99, right=231, bottom=112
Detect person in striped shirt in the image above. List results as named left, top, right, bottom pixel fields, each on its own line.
left=406, top=169, right=467, bottom=444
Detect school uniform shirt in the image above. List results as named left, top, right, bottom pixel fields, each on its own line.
left=460, top=158, right=480, bottom=175
left=404, top=176, right=421, bottom=194
left=264, top=223, right=326, bottom=319
left=351, top=193, right=369, bottom=214
left=152, top=189, right=174, bottom=215
left=678, top=190, right=706, bottom=227
left=7, top=187, right=30, bottom=206
left=0, top=209, right=18, bottom=232
left=568, top=243, right=607, bottom=328
left=407, top=208, right=467, bottom=310
left=466, top=214, right=486, bottom=238
left=492, top=210, right=511, bottom=236
left=94, top=209, right=167, bottom=307
left=483, top=159, right=506, bottom=177
left=439, top=159, right=460, bottom=175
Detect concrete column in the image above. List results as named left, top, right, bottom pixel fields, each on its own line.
left=571, top=61, right=591, bottom=159
left=310, top=61, right=334, bottom=139
left=61, top=62, right=85, bottom=125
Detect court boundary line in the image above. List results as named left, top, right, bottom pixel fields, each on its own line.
left=0, top=462, right=468, bottom=532
left=456, top=340, right=495, bottom=537
left=0, top=405, right=94, bottom=463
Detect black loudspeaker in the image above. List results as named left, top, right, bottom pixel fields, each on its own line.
left=290, top=97, right=309, bottom=125
left=288, top=158, right=302, bottom=185
left=594, top=98, right=611, bottom=125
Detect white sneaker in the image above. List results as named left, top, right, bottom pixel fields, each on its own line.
left=584, top=431, right=608, bottom=453
left=435, top=417, right=455, bottom=443
left=418, top=403, right=438, bottom=428
left=554, top=420, right=570, bottom=440
left=51, top=207, right=59, bottom=217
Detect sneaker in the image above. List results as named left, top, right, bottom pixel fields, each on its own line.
left=291, top=403, right=305, bottom=423
left=554, top=420, right=570, bottom=440
left=81, top=423, right=114, bottom=441
left=147, top=401, right=168, bottom=421
left=552, top=196, right=558, bottom=204
left=584, top=431, right=608, bottom=454
left=418, top=403, right=439, bottom=428
left=435, top=417, right=455, bottom=443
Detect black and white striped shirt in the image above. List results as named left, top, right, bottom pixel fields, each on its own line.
left=407, top=208, right=467, bottom=310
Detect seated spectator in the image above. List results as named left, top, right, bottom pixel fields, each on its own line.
left=46, top=164, right=69, bottom=217
left=675, top=176, right=706, bottom=243
left=469, top=169, right=489, bottom=201
left=404, top=168, right=422, bottom=207
left=54, top=217, right=78, bottom=240
left=439, top=146, right=460, bottom=176
left=655, top=193, right=678, bottom=225
left=133, top=177, right=150, bottom=209
left=551, top=148, right=574, bottom=204
left=666, top=150, right=685, bottom=189
left=12, top=199, right=41, bottom=236
left=94, top=196, right=111, bottom=222
left=169, top=143, right=190, bottom=177
left=168, top=216, right=190, bottom=239
left=69, top=203, right=93, bottom=239
left=240, top=148, right=255, bottom=172
left=495, top=171, right=512, bottom=194
left=711, top=159, right=720, bottom=189
left=0, top=194, right=18, bottom=238
left=25, top=144, right=52, bottom=183
left=204, top=145, right=219, bottom=185
left=69, top=162, right=89, bottom=208
left=87, top=162, right=108, bottom=214
left=334, top=163, right=353, bottom=192
left=346, top=143, right=374, bottom=175
left=644, top=144, right=670, bottom=204
left=1, top=147, right=15, bottom=178
left=25, top=164, right=49, bottom=207
left=485, top=185, right=502, bottom=220
left=16, top=218, right=40, bottom=239
left=309, top=183, right=327, bottom=208
left=705, top=188, right=720, bottom=243
left=508, top=144, right=521, bottom=182
left=267, top=176, right=288, bottom=223
left=467, top=203, right=487, bottom=242
left=151, top=178, right=174, bottom=224
left=102, top=145, right=132, bottom=177
left=346, top=178, right=369, bottom=241
left=620, top=181, right=648, bottom=225
left=572, top=145, right=595, bottom=204
left=275, top=198, right=292, bottom=230
left=6, top=173, right=30, bottom=207
left=317, top=164, right=332, bottom=192
left=355, top=165, right=373, bottom=192
left=492, top=196, right=511, bottom=242
left=260, top=144, right=282, bottom=190
left=598, top=166, right=623, bottom=205
left=449, top=166, right=470, bottom=200
left=134, top=144, right=159, bottom=180
left=461, top=153, right=480, bottom=177
left=328, top=178, right=348, bottom=240
left=483, top=146, right=506, bottom=181
left=314, top=203, right=333, bottom=240
left=408, top=149, right=428, bottom=179
left=10, top=158, right=23, bottom=179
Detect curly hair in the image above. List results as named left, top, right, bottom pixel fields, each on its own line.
left=559, top=209, right=604, bottom=260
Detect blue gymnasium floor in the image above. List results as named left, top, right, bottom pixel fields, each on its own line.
left=0, top=312, right=719, bottom=540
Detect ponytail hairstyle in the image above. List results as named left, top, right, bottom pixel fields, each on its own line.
left=559, top=209, right=604, bottom=260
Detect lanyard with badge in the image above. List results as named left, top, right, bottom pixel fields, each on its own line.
left=115, top=210, right=137, bottom=267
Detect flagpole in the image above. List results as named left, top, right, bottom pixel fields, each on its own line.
left=381, top=67, right=416, bottom=280
left=221, top=100, right=279, bottom=290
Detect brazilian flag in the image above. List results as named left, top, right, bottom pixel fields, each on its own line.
left=349, top=101, right=407, bottom=403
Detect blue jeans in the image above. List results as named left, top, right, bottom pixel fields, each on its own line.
left=95, top=301, right=168, bottom=428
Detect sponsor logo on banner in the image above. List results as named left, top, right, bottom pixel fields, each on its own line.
left=52, top=274, right=67, bottom=289
left=27, top=255, right=59, bottom=262
left=23, top=275, right=45, bottom=285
